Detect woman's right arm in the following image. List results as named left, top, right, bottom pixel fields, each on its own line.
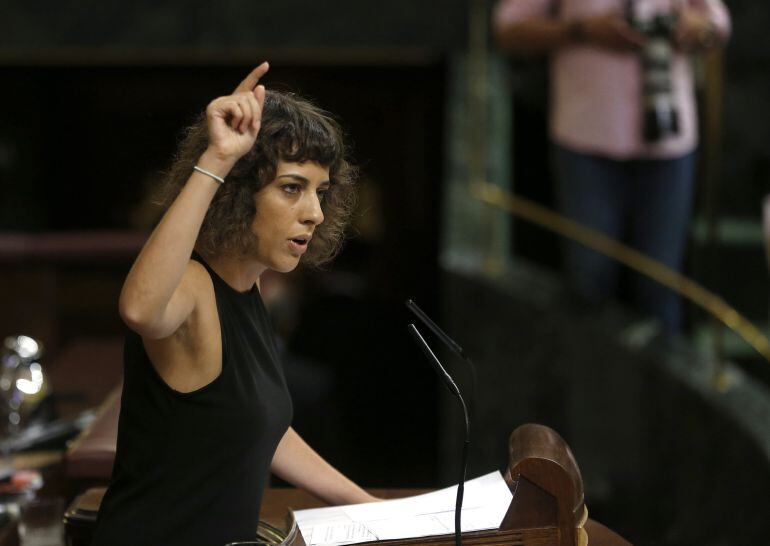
left=119, top=63, right=269, bottom=340
left=492, top=0, right=646, bottom=55
left=493, top=0, right=575, bottom=54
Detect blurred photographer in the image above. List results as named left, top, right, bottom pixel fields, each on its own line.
left=494, top=0, right=730, bottom=336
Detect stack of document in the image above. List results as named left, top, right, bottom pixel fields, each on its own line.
left=293, top=471, right=513, bottom=546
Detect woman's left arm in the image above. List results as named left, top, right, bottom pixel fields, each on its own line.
left=271, top=427, right=379, bottom=505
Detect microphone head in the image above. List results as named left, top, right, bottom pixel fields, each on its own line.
left=407, top=323, right=460, bottom=397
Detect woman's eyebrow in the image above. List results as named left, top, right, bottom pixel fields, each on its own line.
left=276, top=173, right=309, bottom=183
left=277, top=174, right=331, bottom=186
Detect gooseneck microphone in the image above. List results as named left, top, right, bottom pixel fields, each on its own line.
left=405, top=299, right=477, bottom=413
left=406, top=300, right=467, bottom=358
left=407, top=323, right=470, bottom=546
left=408, top=324, right=460, bottom=396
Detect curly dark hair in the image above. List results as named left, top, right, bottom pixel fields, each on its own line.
left=157, top=89, right=358, bottom=267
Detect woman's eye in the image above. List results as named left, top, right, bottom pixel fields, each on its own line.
left=317, top=190, right=329, bottom=202
left=282, top=184, right=300, bottom=195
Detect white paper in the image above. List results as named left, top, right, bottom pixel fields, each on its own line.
left=293, top=471, right=512, bottom=546
left=304, top=522, right=378, bottom=545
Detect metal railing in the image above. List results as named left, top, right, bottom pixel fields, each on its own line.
left=470, top=180, right=770, bottom=370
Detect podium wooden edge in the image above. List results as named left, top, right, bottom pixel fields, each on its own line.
left=502, top=424, right=586, bottom=546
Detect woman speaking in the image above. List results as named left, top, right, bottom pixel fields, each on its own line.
left=92, top=63, right=377, bottom=546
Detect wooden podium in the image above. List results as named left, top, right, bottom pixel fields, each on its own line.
left=64, top=424, right=630, bottom=546
left=273, top=424, right=627, bottom=546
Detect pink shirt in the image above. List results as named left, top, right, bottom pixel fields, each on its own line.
left=493, top=0, right=731, bottom=159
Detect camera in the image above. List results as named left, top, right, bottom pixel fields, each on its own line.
left=627, top=8, right=680, bottom=142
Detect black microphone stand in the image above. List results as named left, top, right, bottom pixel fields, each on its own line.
left=408, top=324, right=470, bottom=546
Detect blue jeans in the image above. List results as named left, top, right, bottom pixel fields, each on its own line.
left=553, top=144, right=696, bottom=335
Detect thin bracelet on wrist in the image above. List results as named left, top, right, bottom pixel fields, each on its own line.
left=193, top=165, right=225, bottom=185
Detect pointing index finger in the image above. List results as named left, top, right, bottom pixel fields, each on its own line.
left=233, top=62, right=270, bottom=93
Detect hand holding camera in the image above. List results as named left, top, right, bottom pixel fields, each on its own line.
left=578, top=10, right=647, bottom=52
left=674, top=6, right=719, bottom=52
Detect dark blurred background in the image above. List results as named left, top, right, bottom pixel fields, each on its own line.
left=1, top=1, right=769, bottom=545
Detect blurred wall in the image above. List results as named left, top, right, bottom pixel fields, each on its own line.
left=0, top=1, right=468, bottom=50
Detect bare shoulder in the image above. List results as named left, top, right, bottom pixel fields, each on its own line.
left=175, top=258, right=217, bottom=319
left=163, top=258, right=218, bottom=342
left=142, top=258, right=223, bottom=392
left=183, top=258, right=219, bottom=330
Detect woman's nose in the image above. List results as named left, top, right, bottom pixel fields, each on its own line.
left=301, top=193, right=324, bottom=225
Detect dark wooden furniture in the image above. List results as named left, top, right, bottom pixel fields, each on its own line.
left=0, top=231, right=139, bottom=426
left=271, top=489, right=628, bottom=546
left=63, top=424, right=630, bottom=546
left=0, top=231, right=145, bottom=354
left=64, top=486, right=628, bottom=546
left=279, top=424, right=626, bottom=546
left=501, top=423, right=587, bottom=546
left=64, top=388, right=120, bottom=481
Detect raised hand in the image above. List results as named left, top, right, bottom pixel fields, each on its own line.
left=205, top=62, right=269, bottom=164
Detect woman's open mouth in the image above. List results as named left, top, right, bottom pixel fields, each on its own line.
left=288, top=235, right=311, bottom=255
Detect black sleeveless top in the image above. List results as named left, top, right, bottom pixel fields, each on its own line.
left=92, top=256, right=293, bottom=546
